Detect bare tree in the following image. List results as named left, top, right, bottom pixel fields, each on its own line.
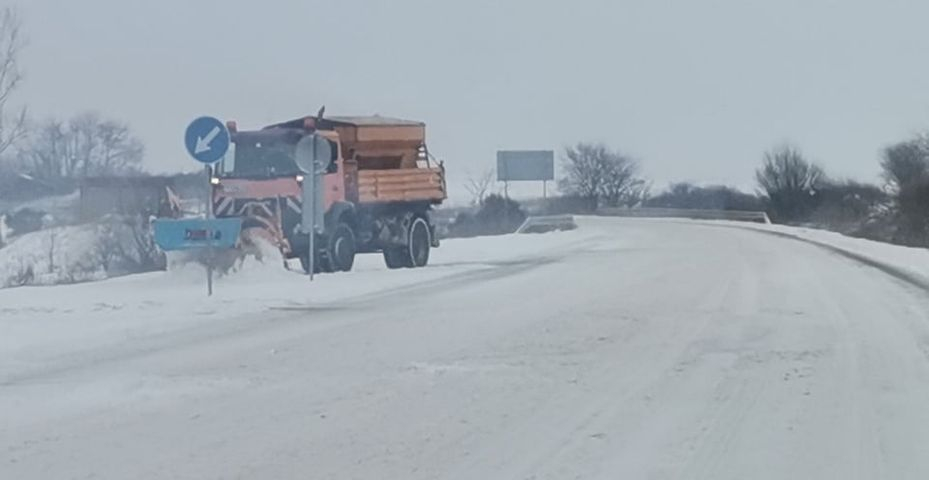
left=24, top=112, right=144, bottom=182
left=464, top=168, right=494, bottom=205
left=93, top=118, right=144, bottom=175
left=600, top=152, right=647, bottom=207
left=26, top=119, right=66, bottom=180
left=560, top=143, right=606, bottom=207
left=755, top=144, right=824, bottom=222
left=0, top=7, right=26, bottom=158
left=560, top=142, right=644, bottom=210
left=879, top=135, right=929, bottom=245
left=881, top=136, right=929, bottom=193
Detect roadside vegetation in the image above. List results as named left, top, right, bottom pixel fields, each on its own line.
left=454, top=136, right=929, bottom=249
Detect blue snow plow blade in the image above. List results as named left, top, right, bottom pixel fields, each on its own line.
left=153, top=218, right=242, bottom=251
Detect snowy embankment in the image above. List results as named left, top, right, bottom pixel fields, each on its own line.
left=0, top=219, right=156, bottom=288
left=708, top=220, right=929, bottom=290
left=0, top=224, right=107, bottom=287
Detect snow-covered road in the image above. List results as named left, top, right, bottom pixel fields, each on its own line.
left=4, top=218, right=929, bottom=479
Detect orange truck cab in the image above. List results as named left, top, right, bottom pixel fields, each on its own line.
left=212, top=114, right=446, bottom=273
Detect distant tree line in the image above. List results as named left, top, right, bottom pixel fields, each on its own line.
left=745, top=141, right=929, bottom=246
left=461, top=136, right=929, bottom=249
left=647, top=183, right=765, bottom=212
left=0, top=8, right=144, bottom=200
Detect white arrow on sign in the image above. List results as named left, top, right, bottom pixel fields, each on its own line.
left=194, top=126, right=221, bottom=155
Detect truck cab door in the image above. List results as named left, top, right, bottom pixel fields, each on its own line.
left=321, top=140, right=351, bottom=209
left=342, top=151, right=359, bottom=204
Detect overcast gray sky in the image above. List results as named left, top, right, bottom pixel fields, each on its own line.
left=15, top=0, right=929, bottom=198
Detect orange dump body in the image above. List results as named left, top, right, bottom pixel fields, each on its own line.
left=324, top=116, right=446, bottom=205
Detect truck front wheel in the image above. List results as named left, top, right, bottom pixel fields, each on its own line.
left=326, top=223, right=356, bottom=272
left=383, top=247, right=408, bottom=269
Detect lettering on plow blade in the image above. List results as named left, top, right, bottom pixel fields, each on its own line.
left=184, top=228, right=224, bottom=242
left=153, top=218, right=242, bottom=251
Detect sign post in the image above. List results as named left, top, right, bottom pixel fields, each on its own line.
left=182, top=116, right=230, bottom=295
left=295, top=134, right=332, bottom=281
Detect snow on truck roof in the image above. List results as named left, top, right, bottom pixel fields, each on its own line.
left=325, top=116, right=424, bottom=127
left=261, top=115, right=424, bottom=132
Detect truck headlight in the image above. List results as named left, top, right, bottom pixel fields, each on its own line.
left=210, top=177, right=220, bottom=185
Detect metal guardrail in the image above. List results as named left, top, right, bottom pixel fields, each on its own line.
left=516, top=215, right=578, bottom=234
left=597, top=207, right=771, bottom=224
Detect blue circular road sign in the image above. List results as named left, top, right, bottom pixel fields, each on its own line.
left=184, top=116, right=230, bottom=164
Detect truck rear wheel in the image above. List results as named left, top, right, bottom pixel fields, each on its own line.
left=382, top=216, right=431, bottom=269
left=408, top=216, right=431, bottom=267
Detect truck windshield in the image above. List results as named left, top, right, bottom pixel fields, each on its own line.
left=220, top=141, right=299, bottom=178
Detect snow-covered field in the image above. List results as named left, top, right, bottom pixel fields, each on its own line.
left=3, top=217, right=929, bottom=479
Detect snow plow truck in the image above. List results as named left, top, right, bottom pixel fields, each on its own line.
left=210, top=113, right=446, bottom=273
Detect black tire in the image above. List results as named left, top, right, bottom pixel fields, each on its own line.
left=298, top=235, right=330, bottom=274
left=299, top=253, right=312, bottom=274
left=326, top=223, right=356, bottom=272
left=382, top=215, right=432, bottom=269
left=408, top=216, right=431, bottom=268
left=383, top=246, right=409, bottom=269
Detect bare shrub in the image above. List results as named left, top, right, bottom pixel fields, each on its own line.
left=560, top=143, right=645, bottom=210
left=755, top=145, right=824, bottom=222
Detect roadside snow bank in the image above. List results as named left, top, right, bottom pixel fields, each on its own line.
left=0, top=224, right=106, bottom=287
left=711, top=220, right=929, bottom=289
left=0, top=218, right=163, bottom=288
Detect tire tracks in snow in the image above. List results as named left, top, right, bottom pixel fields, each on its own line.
left=438, top=241, right=753, bottom=479
left=0, top=243, right=585, bottom=388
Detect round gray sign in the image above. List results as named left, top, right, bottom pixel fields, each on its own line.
left=295, top=134, right=332, bottom=174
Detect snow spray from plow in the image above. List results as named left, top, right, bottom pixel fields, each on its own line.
left=153, top=217, right=242, bottom=295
